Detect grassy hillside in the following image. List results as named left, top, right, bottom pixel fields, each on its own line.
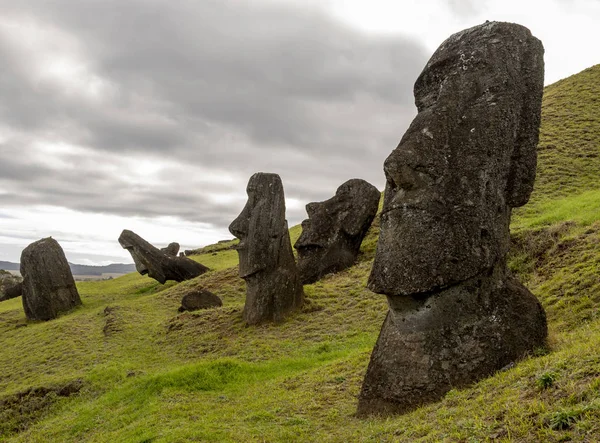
left=1, top=65, right=599, bottom=442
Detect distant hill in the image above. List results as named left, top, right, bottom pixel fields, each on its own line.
left=0, top=261, right=135, bottom=276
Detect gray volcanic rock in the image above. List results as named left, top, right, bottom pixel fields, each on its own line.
left=294, top=179, right=380, bottom=284
left=358, top=21, right=547, bottom=416
left=178, top=289, right=223, bottom=312
left=20, top=238, right=82, bottom=321
left=229, top=172, right=303, bottom=324
left=0, top=270, right=22, bottom=302
left=119, top=230, right=208, bottom=284
left=2, top=282, right=22, bottom=301
left=160, top=242, right=180, bottom=256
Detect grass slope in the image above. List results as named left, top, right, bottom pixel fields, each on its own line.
left=1, top=65, right=600, bottom=442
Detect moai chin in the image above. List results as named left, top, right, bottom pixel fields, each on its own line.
left=229, top=172, right=303, bottom=324
left=357, top=21, right=548, bottom=417
left=294, top=178, right=380, bottom=284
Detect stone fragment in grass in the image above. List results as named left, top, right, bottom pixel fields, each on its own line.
left=229, top=172, right=303, bottom=324
left=178, top=289, right=223, bottom=312
left=20, top=237, right=82, bottom=321
left=358, top=21, right=548, bottom=417
left=119, top=230, right=208, bottom=284
left=294, top=178, right=380, bottom=284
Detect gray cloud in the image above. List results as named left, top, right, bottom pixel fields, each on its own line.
left=0, top=0, right=427, bottom=242
left=446, top=0, right=489, bottom=18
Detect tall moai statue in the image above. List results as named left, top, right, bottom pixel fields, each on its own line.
left=229, top=173, right=303, bottom=324
left=20, top=237, right=82, bottom=321
left=357, top=21, right=548, bottom=416
left=294, top=179, right=380, bottom=284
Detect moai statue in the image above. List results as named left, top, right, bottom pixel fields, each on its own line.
left=357, top=21, right=548, bottom=417
left=294, top=179, right=380, bottom=284
left=229, top=173, right=303, bottom=324
left=160, top=242, right=180, bottom=256
left=20, top=237, right=82, bottom=321
left=119, top=230, right=208, bottom=284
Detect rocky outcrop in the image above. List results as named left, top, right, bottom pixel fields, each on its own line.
left=20, top=238, right=82, bottom=321
left=358, top=21, right=547, bottom=416
left=229, top=173, right=303, bottom=324
left=294, top=179, right=379, bottom=284
left=0, top=270, right=22, bottom=302
left=119, top=230, right=208, bottom=284
left=178, top=289, right=223, bottom=312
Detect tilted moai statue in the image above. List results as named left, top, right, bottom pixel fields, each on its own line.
left=20, top=237, right=82, bottom=321
left=294, top=179, right=380, bottom=284
left=357, top=22, right=548, bottom=416
left=229, top=173, right=303, bottom=324
left=119, top=230, right=208, bottom=284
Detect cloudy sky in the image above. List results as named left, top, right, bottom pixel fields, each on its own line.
left=0, top=0, right=598, bottom=265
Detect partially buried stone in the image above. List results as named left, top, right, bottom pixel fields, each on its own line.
left=229, top=172, right=303, bottom=324
left=20, top=237, right=82, bottom=321
left=294, top=178, right=380, bottom=284
left=178, top=289, right=223, bottom=312
left=0, top=270, right=22, bottom=302
left=160, top=242, right=180, bottom=256
left=118, top=230, right=208, bottom=284
left=357, top=21, right=548, bottom=417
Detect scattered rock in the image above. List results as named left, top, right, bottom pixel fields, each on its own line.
left=358, top=21, right=547, bottom=417
left=0, top=270, right=22, bottom=302
left=160, top=242, right=180, bottom=256
left=20, top=238, right=82, bottom=321
left=229, top=173, right=303, bottom=324
left=118, top=230, right=209, bottom=284
left=178, top=289, right=223, bottom=312
left=294, top=178, right=380, bottom=284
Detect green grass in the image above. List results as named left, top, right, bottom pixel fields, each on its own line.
left=1, top=65, right=600, bottom=442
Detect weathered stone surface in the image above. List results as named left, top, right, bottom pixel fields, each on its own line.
left=0, top=270, right=22, bottom=302
left=178, top=289, right=223, bottom=312
left=229, top=172, right=303, bottom=324
left=294, top=179, right=380, bottom=284
left=118, top=230, right=208, bottom=284
left=358, top=21, right=547, bottom=416
left=160, top=242, right=180, bottom=256
left=20, top=238, right=82, bottom=321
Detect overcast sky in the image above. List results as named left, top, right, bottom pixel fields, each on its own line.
left=0, top=0, right=598, bottom=265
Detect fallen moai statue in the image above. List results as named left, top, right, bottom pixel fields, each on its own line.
left=118, top=230, right=208, bottom=284
left=357, top=21, right=548, bottom=417
left=229, top=172, right=303, bottom=324
left=20, top=237, right=82, bottom=321
left=294, top=178, right=380, bottom=284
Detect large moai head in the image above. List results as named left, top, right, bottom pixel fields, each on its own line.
left=20, top=237, right=82, bottom=321
left=369, top=21, right=544, bottom=296
left=294, top=179, right=380, bottom=284
left=229, top=172, right=303, bottom=324
left=358, top=22, right=547, bottom=417
left=229, top=173, right=287, bottom=279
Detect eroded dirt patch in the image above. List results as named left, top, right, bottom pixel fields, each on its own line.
left=0, top=379, right=84, bottom=436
